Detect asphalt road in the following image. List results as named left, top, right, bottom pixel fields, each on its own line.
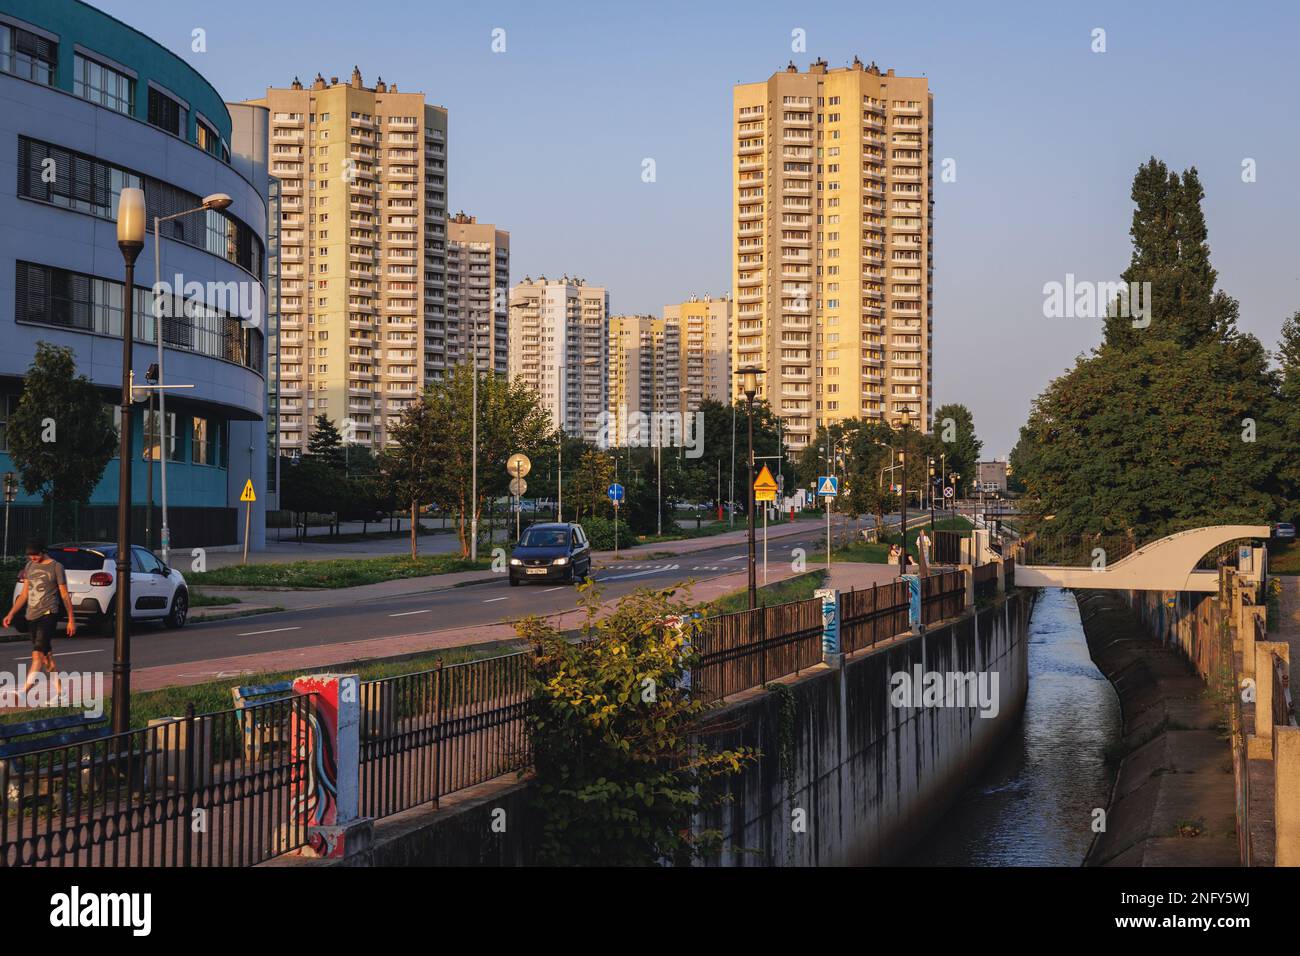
left=8, top=522, right=867, bottom=673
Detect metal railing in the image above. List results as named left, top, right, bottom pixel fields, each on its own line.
left=840, top=581, right=910, bottom=654
left=972, top=561, right=998, bottom=600
left=2, top=695, right=312, bottom=867
left=1005, top=555, right=1016, bottom=590
left=922, top=570, right=966, bottom=625
left=933, top=530, right=962, bottom=565
left=359, top=653, right=530, bottom=820
left=693, top=598, right=824, bottom=701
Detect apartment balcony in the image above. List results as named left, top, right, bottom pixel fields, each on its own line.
left=272, top=129, right=304, bottom=143
left=737, top=143, right=764, bottom=156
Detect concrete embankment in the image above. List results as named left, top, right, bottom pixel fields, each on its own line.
left=1077, top=591, right=1238, bottom=866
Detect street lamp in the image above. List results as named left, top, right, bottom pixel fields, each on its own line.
left=153, top=191, right=232, bottom=563
left=114, top=187, right=146, bottom=736
left=736, top=366, right=763, bottom=609
left=893, top=409, right=912, bottom=579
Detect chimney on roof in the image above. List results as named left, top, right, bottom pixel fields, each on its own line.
left=351, top=66, right=362, bottom=88
left=291, top=76, right=303, bottom=90
left=375, top=76, right=387, bottom=93
left=852, top=55, right=863, bottom=70
left=390, top=82, right=398, bottom=92
left=786, top=60, right=798, bottom=73
left=312, top=73, right=326, bottom=90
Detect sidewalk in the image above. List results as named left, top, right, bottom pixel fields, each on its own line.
left=1273, top=575, right=1300, bottom=689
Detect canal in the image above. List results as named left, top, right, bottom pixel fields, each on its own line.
left=908, top=588, right=1122, bottom=866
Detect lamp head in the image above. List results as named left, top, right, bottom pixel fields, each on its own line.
left=202, top=193, right=233, bottom=211
left=117, top=187, right=146, bottom=251
left=736, top=366, right=763, bottom=401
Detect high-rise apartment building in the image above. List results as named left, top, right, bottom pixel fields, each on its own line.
left=732, top=57, right=932, bottom=449
left=247, top=68, right=448, bottom=453
left=664, top=295, right=731, bottom=415
left=446, top=212, right=509, bottom=374
left=508, top=276, right=609, bottom=442
left=607, top=314, right=676, bottom=446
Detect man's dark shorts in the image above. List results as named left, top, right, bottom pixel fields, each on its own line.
left=29, top=613, right=57, bottom=654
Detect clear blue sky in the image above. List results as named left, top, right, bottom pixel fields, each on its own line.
left=96, top=0, right=1300, bottom=457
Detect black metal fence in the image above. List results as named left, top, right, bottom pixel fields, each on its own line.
left=1, top=695, right=312, bottom=867
left=693, top=598, right=824, bottom=701
left=840, top=581, right=911, bottom=654
left=358, top=653, right=531, bottom=820
left=972, top=561, right=998, bottom=600
left=933, top=530, right=963, bottom=565
left=922, top=570, right=966, bottom=625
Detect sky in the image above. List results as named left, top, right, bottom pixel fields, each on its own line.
left=96, top=0, right=1300, bottom=457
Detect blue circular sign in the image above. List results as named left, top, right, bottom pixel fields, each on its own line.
left=607, top=483, right=625, bottom=502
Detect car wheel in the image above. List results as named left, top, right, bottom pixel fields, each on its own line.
left=98, top=612, right=116, bottom=638
left=165, top=589, right=189, bottom=629
left=509, top=576, right=519, bottom=587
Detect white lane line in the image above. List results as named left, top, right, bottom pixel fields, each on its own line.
left=237, top=626, right=301, bottom=637
left=12, top=648, right=105, bottom=661
left=389, top=609, right=431, bottom=618
left=542, top=587, right=565, bottom=593
left=483, top=597, right=508, bottom=603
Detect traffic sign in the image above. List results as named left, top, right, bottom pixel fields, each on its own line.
left=943, top=486, right=954, bottom=499
left=240, top=479, right=256, bottom=502
left=607, top=482, right=625, bottom=503
left=509, top=477, right=527, bottom=497
left=506, top=453, right=531, bottom=479
left=753, top=465, right=778, bottom=502
left=816, top=476, right=838, bottom=497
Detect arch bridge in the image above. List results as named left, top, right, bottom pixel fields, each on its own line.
left=1012, top=525, right=1269, bottom=592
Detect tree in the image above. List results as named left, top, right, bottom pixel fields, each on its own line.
left=1012, top=158, right=1286, bottom=540
left=564, top=448, right=615, bottom=521
left=7, top=342, right=116, bottom=537
left=306, top=415, right=347, bottom=472
left=519, top=585, right=759, bottom=865
left=931, top=403, right=982, bottom=497
left=381, top=394, right=445, bottom=558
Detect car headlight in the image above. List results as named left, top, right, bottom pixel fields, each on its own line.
left=509, top=558, right=522, bottom=566
left=552, top=557, right=568, bottom=566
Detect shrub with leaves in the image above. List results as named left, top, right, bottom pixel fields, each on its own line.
left=517, top=584, right=758, bottom=865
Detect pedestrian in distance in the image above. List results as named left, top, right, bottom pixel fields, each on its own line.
left=3, top=538, right=76, bottom=702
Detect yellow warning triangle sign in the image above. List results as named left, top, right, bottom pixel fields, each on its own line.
left=240, top=479, right=256, bottom=502
left=753, top=465, right=778, bottom=501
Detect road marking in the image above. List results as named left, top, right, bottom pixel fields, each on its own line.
left=542, top=587, right=565, bottom=593
left=389, top=609, right=431, bottom=617
left=237, top=626, right=301, bottom=637
left=483, top=597, right=508, bottom=603
left=12, top=648, right=104, bottom=661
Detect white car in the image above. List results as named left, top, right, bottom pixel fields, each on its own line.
left=10, top=543, right=190, bottom=636
left=1276, top=522, right=1297, bottom=540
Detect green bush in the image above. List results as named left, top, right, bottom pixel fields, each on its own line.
left=580, top=515, right=619, bottom=550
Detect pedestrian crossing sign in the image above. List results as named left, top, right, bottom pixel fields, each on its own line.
left=240, top=479, right=256, bottom=502
left=817, top=475, right=838, bottom=497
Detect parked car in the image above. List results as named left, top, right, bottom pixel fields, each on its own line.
left=8, top=543, right=190, bottom=636
left=508, top=523, right=592, bottom=586
left=1275, top=522, right=1296, bottom=540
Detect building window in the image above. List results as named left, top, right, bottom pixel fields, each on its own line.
left=192, top=416, right=214, bottom=465
left=196, top=117, right=228, bottom=162
left=72, top=52, right=134, bottom=116
left=0, top=395, right=17, bottom=452
left=147, top=85, right=186, bottom=138
left=143, top=410, right=179, bottom=462
left=18, top=138, right=263, bottom=277
left=0, top=24, right=56, bottom=85
left=15, top=261, right=265, bottom=375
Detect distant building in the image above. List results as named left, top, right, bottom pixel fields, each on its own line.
left=508, top=276, right=609, bottom=443
left=446, top=212, right=508, bottom=376
left=977, top=460, right=1008, bottom=493
left=663, top=295, right=731, bottom=415
left=732, top=57, right=933, bottom=448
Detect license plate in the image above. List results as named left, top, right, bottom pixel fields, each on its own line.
left=526, top=568, right=548, bottom=575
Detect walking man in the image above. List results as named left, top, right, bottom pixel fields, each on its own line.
left=4, top=539, right=75, bottom=702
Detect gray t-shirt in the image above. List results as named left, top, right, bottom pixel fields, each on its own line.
left=25, top=559, right=66, bottom=619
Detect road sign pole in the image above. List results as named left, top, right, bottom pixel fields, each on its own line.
left=614, top=501, right=619, bottom=555
left=242, top=498, right=251, bottom=566
left=763, top=503, right=768, bottom=585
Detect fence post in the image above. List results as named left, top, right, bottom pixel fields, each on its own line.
left=994, top=559, right=1005, bottom=594
left=291, top=673, right=372, bottom=860
left=183, top=702, right=195, bottom=868
left=433, top=658, right=444, bottom=809
left=1275, top=726, right=1300, bottom=866
left=1248, top=645, right=1282, bottom=760
left=959, top=565, right=975, bottom=610
left=816, top=587, right=841, bottom=668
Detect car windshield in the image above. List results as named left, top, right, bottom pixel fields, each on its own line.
left=519, top=528, right=569, bottom=548
left=46, top=549, right=107, bottom=571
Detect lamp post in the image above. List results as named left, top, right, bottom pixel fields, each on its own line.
left=894, top=409, right=912, bottom=578
left=153, top=192, right=232, bottom=564
left=470, top=311, right=481, bottom=560
left=736, top=366, right=763, bottom=610
left=114, top=187, right=146, bottom=736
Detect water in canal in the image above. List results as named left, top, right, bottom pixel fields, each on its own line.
left=908, top=588, right=1122, bottom=866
